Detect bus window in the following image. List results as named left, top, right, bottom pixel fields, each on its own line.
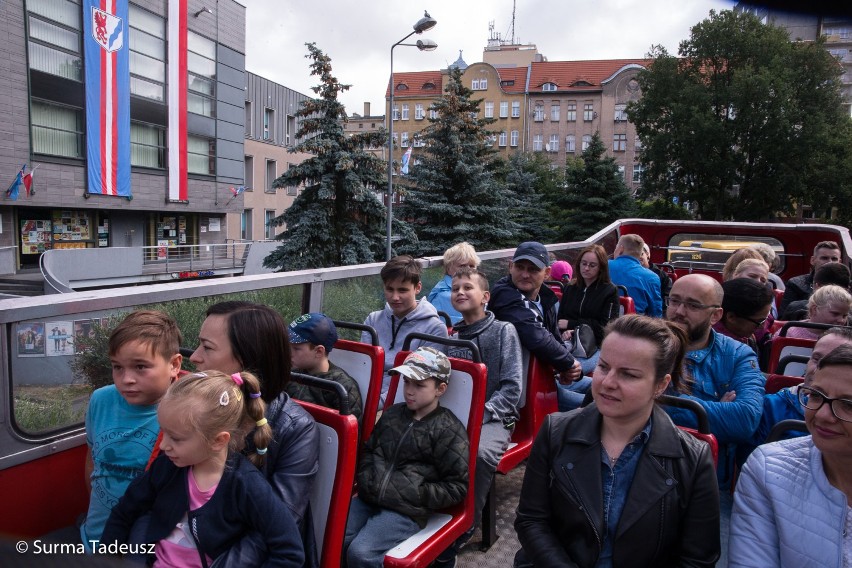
left=666, top=233, right=785, bottom=273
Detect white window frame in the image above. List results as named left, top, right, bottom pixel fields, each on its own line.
left=582, top=134, right=591, bottom=151
left=484, top=101, right=494, bottom=118
left=510, top=130, right=519, bottom=147
left=550, top=104, right=560, bottom=122
left=584, top=103, right=595, bottom=121
left=566, top=102, right=577, bottom=122
left=565, top=135, right=576, bottom=153
left=613, top=133, right=627, bottom=152
left=415, top=103, right=424, bottom=120
left=401, top=104, right=409, bottom=120
left=498, top=131, right=507, bottom=147
left=511, top=101, right=520, bottom=118
left=400, top=132, right=409, bottom=147
left=533, top=134, right=543, bottom=152
left=499, top=101, right=508, bottom=118
left=549, top=134, right=559, bottom=152
left=614, top=104, right=628, bottom=122
left=542, top=82, right=557, bottom=92
left=392, top=105, right=399, bottom=121
left=534, top=104, right=544, bottom=122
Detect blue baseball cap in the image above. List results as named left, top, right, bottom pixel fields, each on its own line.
left=513, top=241, right=550, bottom=269
left=288, top=313, right=338, bottom=352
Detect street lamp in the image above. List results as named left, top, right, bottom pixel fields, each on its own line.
left=386, top=12, right=437, bottom=260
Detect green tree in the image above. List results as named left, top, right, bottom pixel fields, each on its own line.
left=264, top=43, right=387, bottom=271
left=398, top=66, right=518, bottom=256
left=549, top=133, right=636, bottom=241
left=503, top=152, right=559, bottom=243
left=628, top=9, right=852, bottom=221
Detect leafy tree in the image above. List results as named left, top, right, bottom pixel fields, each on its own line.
left=264, top=43, right=388, bottom=271
left=503, top=153, right=559, bottom=243
left=549, top=133, right=636, bottom=241
left=398, top=66, right=518, bottom=256
left=628, top=9, right=852, bottom=221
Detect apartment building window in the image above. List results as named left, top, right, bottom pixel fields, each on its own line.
left=400, top=132, right=409, bottom=147
left=614, top=104, right=628, bottom=122
left=244, top=156, right=254, bottom=190
left=542, top=82, right=557, bottom=92
left=613, top=133, right=627, bottom=151
left=392, top=105, right=399, bottom=121
left=263, top=108, right=273, bottom=141
left=265, top=159, right=277, bottom=193
left=565, top=135, right=576, bottom=153
left=187, top=31, right=216, bottom=117
left=128, top=5, right=165, bottom=101
left=533, top=134, right=543, bottom=151
left=429, top=109, right=438, bottom=119
left=187, top=135, right=215, bottom=175
left=632, top=164, right=644, bottom=183
left=499, top=101, right=508, bottom=118
left=401, top=104, right=409, bottom=120
left=582, top=134, right=591, bottom=151
left=549, top=134, right=559, bottom=152
left=510, top=130, right=519, bottom=147
left=244, top=102, right=252, bottom=136
left=550, top=103, right=560, bottom=121
left=566, top=102, right=577, bottom=122
left=534, top=104, right=544, bottom=122
left=415, top=103, right=424, bottom=120
left=511, top=101, right=520, bottom=118
left=413, top=135, right=425, bottom=148
left=635, top=136, right=643, bottom=151
left=584, top=103, right=595, bottom=121
left=285, top=164, right=297, bottom=195
left=26, top=0, right=82, bottom=82
left=241, top=209, right=252, bottom=240
left=286, top=115, right=296, bottom=144
left=498, top=131, right=507, bottom=147
left=130, top=122, right=165, bottom=168
left=472, top=78, right=487, bottom=90
left=618, top=165, right=625, bottom=180
left=265, top=210, right=276, bottom=240
left=484, top=102, right=494, bottom=118
left=31, top=100, right=83, bottom=158
left=823, top=27, right=850, bottom=40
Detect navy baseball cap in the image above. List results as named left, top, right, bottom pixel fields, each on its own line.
left=288, top=313, right=338, bottom=352
left=513, top=241, right=550, bottom=269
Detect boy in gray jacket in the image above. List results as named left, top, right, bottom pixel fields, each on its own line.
left=438, top=267, right=523, bottom=564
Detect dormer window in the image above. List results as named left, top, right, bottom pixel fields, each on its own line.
left=542, top=82, right=557, bottom=92
left=572, top=80, right=592, bottom=87
left=423, top=82, right=436, bottom=90
left=395, top=83, right=408, bottom=91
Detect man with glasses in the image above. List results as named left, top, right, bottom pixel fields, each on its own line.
left=663, top=274, right=765, bottom=484
left=713, top=278, right=774, bottom=355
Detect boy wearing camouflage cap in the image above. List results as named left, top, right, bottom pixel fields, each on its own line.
left=343, top=347, right=470, bottom=568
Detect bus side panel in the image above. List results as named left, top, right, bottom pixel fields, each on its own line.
left=0, top=445, right=88, bottom=538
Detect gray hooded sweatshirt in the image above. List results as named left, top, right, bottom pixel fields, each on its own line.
left=448, top=311, right=522, bottom=424
left=362, top=297, right=448, bottom=404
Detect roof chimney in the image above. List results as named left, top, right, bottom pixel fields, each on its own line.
left=364, top=102, right=371, bottom=117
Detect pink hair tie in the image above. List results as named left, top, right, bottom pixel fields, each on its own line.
left=231, top=372, right=244, bottom=386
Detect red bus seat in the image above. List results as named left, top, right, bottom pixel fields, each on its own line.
left=659, top=395, right=718, bottom=467
left=545, top=280, right=564, bottom=301
left=382, top=340, right=487, bottom=568
left=296, top=400, right=359, bottom=568
left=767, top=337, right=815, bottom=375
left=765, top=419, right=807, bottom=444
left=773, top=289, right=785, bottom=311
left=764, top=374, right=804, bottom=395
left=615, top=285, right=636, bottom=316
left=328, top=337, right=385, bottom=443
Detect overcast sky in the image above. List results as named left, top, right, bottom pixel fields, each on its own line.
left=243, top=0, right=736, bottom=116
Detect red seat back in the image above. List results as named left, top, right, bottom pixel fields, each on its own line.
left=328, top=338, right=385, bottom=443
left=764, top=374, right=804, bottom=395
left=545, top=280, right=564, bottom=301
left=618, top=296, right=636, bottom=316
left=678, top=427, right=719, bottom=467
left=767, top=337, right=815, bottom=374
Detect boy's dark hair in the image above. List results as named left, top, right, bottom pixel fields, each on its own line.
left=814, top=240, right=840, bottom=254
left=721, top=278, right=773, bottom=317
left=452, top=267, right=489, bottom=291
left=814, top=262, right=851, bottom=288
left=108, top=310, right=182, bottom=360
left=205, top=301, right=291, bottom=404
left=381, top=255, right=421, bottom=285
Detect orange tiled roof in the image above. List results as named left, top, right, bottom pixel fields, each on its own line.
left=528, top=59, right=651, bottom=92
left=495, top=67, right=528, bottom=94
left=386, top=70, right=444, bottom=98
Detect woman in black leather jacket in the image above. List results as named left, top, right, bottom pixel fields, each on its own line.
left=515, top=315, right=720, bottom=568
left=555, top=244, right=619, bottom=410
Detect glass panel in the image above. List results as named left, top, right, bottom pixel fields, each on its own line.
left=29, top=16, right=79, bottom=52
left=28, top=42, right=81, bottom=81
left=321, top=275, right=387, bottom=339
left=666, top=233, right=785, bottom=272
left=130, top=51, right=165, bottom=82
left=28, top=0, right=80, bottom=29
left=129, top=4, right=164, bottom=37
left=129, top=28, right=165, bottom=60
left=187, top=52, right=216, bottom=79
left=187, top=93, right=215, bottom=117
left=130, top=75, right=164, bottom=102
left=187, top=135, right=214, bottom=174
left=187, top=31, right=216, bottom=59
left=188, top=74, right=214, bottom=96
left=130, top=123, right=165, bottom=168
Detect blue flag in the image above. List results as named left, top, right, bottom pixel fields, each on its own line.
left=401, top=146, right=412, bottom=175
left=5, top=164, right=25, bottom=201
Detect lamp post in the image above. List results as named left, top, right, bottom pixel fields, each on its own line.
left=386, top=12, right=437, bottom=261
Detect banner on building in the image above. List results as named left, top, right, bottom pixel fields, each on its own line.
left=168, top=0, right=188, bottom=202
left=83, top=0, right=132, bottom=199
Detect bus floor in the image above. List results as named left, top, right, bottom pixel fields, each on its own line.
left=456, top=463, right=734, bottom=568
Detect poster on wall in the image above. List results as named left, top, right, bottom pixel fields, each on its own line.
left=20, top=219, right=53, bottom=255
left=208, top=218, right=220, bottom=232
left=74, top=319, right=96, bottom=354
left=45, top=321, right=74, bottom=356
left=16, top=322, right=45, bottom=357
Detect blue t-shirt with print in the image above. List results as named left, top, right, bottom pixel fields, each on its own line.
left=81, top=384, right=160, bottom=550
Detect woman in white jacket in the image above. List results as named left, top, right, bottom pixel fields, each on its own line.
left=729, top=344, right=852, bottom=567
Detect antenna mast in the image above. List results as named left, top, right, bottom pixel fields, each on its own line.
left=510, top=0, right=516, bottom=44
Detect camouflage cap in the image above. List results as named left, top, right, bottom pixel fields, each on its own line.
left=390, top=346, right=451, bottom=384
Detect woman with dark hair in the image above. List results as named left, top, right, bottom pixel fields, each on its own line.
left=515, top=314, right=720, bottom=568
left=190, top=301, right=320, bottom=566
left=730, top=344, right=852, bottom=567
left=555, top=244, right=619, bottom=410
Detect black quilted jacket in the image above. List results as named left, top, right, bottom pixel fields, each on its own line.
left=357, top=403, right=469, bottom=527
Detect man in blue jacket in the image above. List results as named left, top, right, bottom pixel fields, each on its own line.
left=609, top=234, right=663, bottom=317
left=663, top=274, right=765, bottom=485
left=489, top=242, right=582, bottom=384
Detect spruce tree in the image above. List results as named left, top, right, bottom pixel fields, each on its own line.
left=263, top=43, right=387, bottom=271
left=504, top=153, right=558, bottom=243
left=551, top=132, right=636, bottom=241
left=398, top=66, right=517, bottom=256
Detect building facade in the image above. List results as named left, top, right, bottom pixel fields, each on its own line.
left=344, top=102, right=385, bottom=161
left=231, top=71, right=311, bottom=242
left=0, top=0, right=246, bottom=270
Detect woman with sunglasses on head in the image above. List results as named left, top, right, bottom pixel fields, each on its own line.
left=555, top=244, right=619, bottom=411
left=515, top=315, right=720, bottom=568
left=729, top=344, right=852, bottom=567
